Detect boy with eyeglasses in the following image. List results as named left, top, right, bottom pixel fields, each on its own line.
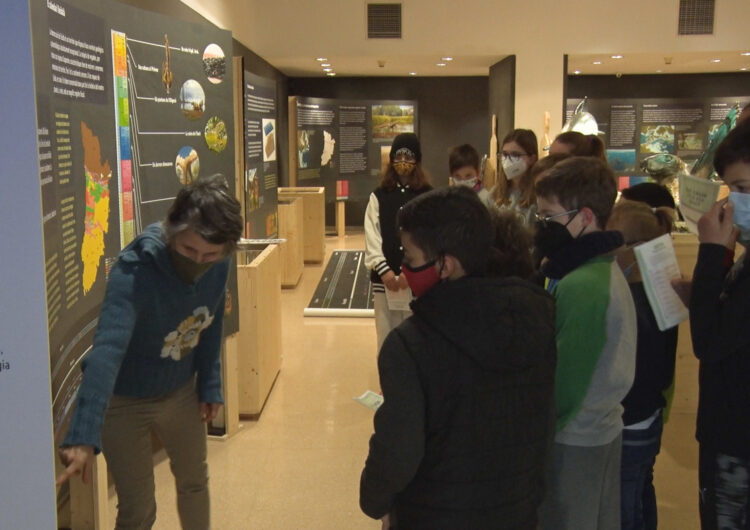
left=534, top=157, right=637, bottom=530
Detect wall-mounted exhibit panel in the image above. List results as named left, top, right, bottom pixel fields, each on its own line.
left=566, top=96, right=750, bottom=185
left=243, top=69, right=280, bottom=238
left=289, top=96, right=418, bottom=207
left=27, top=0, right=238, bottom=517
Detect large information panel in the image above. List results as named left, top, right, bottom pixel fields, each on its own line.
left=294, top=97, right=418, bottom=204
left=567, top=96, right=750, bottom=183
left=29, top=0, right=237, bottom=462
left=243, top=70, right=279, bottom=238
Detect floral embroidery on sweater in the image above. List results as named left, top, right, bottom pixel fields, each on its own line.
left=161, top=306, right=214, bottom=361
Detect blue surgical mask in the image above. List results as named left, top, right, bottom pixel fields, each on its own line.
left=730, top=191, right=750, bottom=246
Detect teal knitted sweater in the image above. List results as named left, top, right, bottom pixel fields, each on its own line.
left=62, top=223, right=228, bottom=452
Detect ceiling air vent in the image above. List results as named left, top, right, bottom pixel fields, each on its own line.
left=678, top=0, right=715, bottom=35
left=367, top=3, right=402, bottom=39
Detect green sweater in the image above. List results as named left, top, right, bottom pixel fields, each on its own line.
left=552, top=256, right=636, bottom=446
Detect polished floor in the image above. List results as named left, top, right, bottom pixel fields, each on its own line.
left=108, top=231, right=701, bottom=529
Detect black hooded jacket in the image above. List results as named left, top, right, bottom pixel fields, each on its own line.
left=360, top=276, right=557, bottom=529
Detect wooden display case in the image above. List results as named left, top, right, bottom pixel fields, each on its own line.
left=277, top=197, right=304, bottom=288
left=278, top=187, right=326, bottom=263
left=236, top=244, right=282, bottom=418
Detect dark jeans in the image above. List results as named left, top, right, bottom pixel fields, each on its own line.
left=699, top=445, right=750, bottom=530
left=621, top=412, right=663, bottom=530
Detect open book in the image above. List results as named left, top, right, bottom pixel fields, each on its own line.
left=678, top=173, right=720, bottom=234
left=633, top=233, right=689, bottom=331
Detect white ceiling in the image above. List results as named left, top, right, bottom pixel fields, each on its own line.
left=181, top=0, right=750, bottom=78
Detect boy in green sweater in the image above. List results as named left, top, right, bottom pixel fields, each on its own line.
left=534, top=157, right=637, bottom=530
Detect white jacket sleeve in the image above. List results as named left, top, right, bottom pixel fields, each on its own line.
left=364, top=193, right=389, bottom=277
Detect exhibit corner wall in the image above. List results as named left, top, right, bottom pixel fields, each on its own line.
left=0, top=1, right=57, bottom=527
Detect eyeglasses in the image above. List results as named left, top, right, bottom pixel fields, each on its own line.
left=499, top=151, right=529, bottom=163
left=535, top=209, right=579, bottom=226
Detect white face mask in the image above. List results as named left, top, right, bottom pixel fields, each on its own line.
left=451, top=177, right=478, bottom=189
left=730, top=191, right=750, bottom=246
left=502, top=157, right=528, bottom=180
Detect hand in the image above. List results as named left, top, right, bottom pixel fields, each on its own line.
left=56, top=445, right=94, bottom=486
left=199, top=402, right=221, bottom=423
left=381, top=513, right=391, bottom=530
left=671, top=278, right=692, bottom=307
left=397, top=274, right=409, bottom=290
left=381, top=271, right=400, bottom=292
left=698, top=199, right=739, bottom=249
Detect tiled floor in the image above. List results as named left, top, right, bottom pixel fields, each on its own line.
left=108, top=231, right=701, bottom=529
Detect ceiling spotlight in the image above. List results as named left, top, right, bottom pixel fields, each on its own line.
left=436, top=62, right=447, bottom=67
left=441, top=57, right=453, bottom=61
left=321, top=63, right=331, bottom=67
left=741, top=67, right=748, bottom=71
left=611, top=54, right=623, bottom=59
left=711, top=58, right=721, bottom=63
left=656, top=69, right=663, bottom=73
left=327, top=72, right=336, bottom=76
left=741, top=52, right=750, bottom=56
left=573, top=70, right=581, bottom=75
left=323, top=68, right=332, bottom=72
left=316, top=57, right=327, bottom=62
left=593, top=61, right=602, bottom=65
left=409, top=72, right=417, bottom=76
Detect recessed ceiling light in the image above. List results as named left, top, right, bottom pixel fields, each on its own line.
left=316, top=57, right=327, bottom=62
left=321, top=63, right=331, bottom=67
left=436, top=63, right=447, bottom=67
left=611, top=55, right=623, bottom=59
left=323, top=68, right=332, bottom=72
left=656, top=69, right=663, bottom=73
left=741, top=52, right=750, bottom=56
left=592, top=61, right=602, bottom=65
left=741, top=67, right=748, bottom=71
left=441, top=57, right=453, bottom=61
left=711, top=58, right=721, bottom=63
left=409, top=72, right=417, bottom=76
left=327, top=72, right=336, bottom=76
left=573, top=70, right=581, bottom=75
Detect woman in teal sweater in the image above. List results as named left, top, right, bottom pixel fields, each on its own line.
left=57, top=175, right=243, bottom=530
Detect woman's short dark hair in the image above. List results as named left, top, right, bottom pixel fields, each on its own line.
left=398, top=187, right=492, bottom=276
left=164, top=174, right=243, bottom=251
left=714, top=120, right=750, bottom=177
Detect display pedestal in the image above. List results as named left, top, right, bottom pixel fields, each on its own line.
left=69, top=454, right=109, bottom=529
left=278, top=187, right=326, bottom=263
left=236, top=245, right=282, bottom=418
left=336, top=200, right=346, bottom=237
left=278, top=197, right=304, bottom=288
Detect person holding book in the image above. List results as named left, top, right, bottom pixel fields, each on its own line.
left=607, top=199, right=678, bottom=530
left=678, top=120, right=750, bottom=529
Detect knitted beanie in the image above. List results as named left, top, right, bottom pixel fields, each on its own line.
left=390, top=133, right=422, bottom=162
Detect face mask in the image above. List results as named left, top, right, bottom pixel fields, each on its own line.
left=401, top=260, right=440, bottom=297
left=730, top=191, right=750, bottom=246
left=393, top=161, right=416, bottom=178
left=534, top=211, right=580, bottom=259
left=502, top=157, right=528, bottom=180
left=451, top=177, right=478, bottom=189
left=168, top=247, right=216, bottom=284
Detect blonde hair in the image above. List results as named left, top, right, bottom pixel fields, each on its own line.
left=606, top=200, right=675, bottom=245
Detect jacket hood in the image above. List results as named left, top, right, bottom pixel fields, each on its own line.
left=410, top=276, right=555, bottom=371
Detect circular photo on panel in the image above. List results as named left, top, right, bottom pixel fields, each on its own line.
left=205, top=116, right=228, bottom=153
left=175, top=146, right=200, bottom=185
left=202, top=43, right=226, bottom=84
left=179, top=80, right=205, bottom=120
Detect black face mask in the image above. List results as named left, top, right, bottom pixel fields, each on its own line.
left=534, top=211, right=582, bottom=259
left=168, top=247, right=216, bottom=284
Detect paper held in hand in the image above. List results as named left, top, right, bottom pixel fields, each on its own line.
left=385, top=287, right=412, bottom=311
left=354, top=390, right=384, bottom=411
left=633, top=233, right=689, bottom=331
left=678, top=173, right=721, bottom=234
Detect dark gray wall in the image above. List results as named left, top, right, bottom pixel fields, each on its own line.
left=116, top=0, right=289, bottom=186
left=288, top=76, right=489, bottom=225
left=568, top=72, right=750, bottom=99
left=489, top=56, right=515, bottom=143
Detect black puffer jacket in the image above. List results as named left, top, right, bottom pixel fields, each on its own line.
left=360, top=276, right=557, bottom=529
